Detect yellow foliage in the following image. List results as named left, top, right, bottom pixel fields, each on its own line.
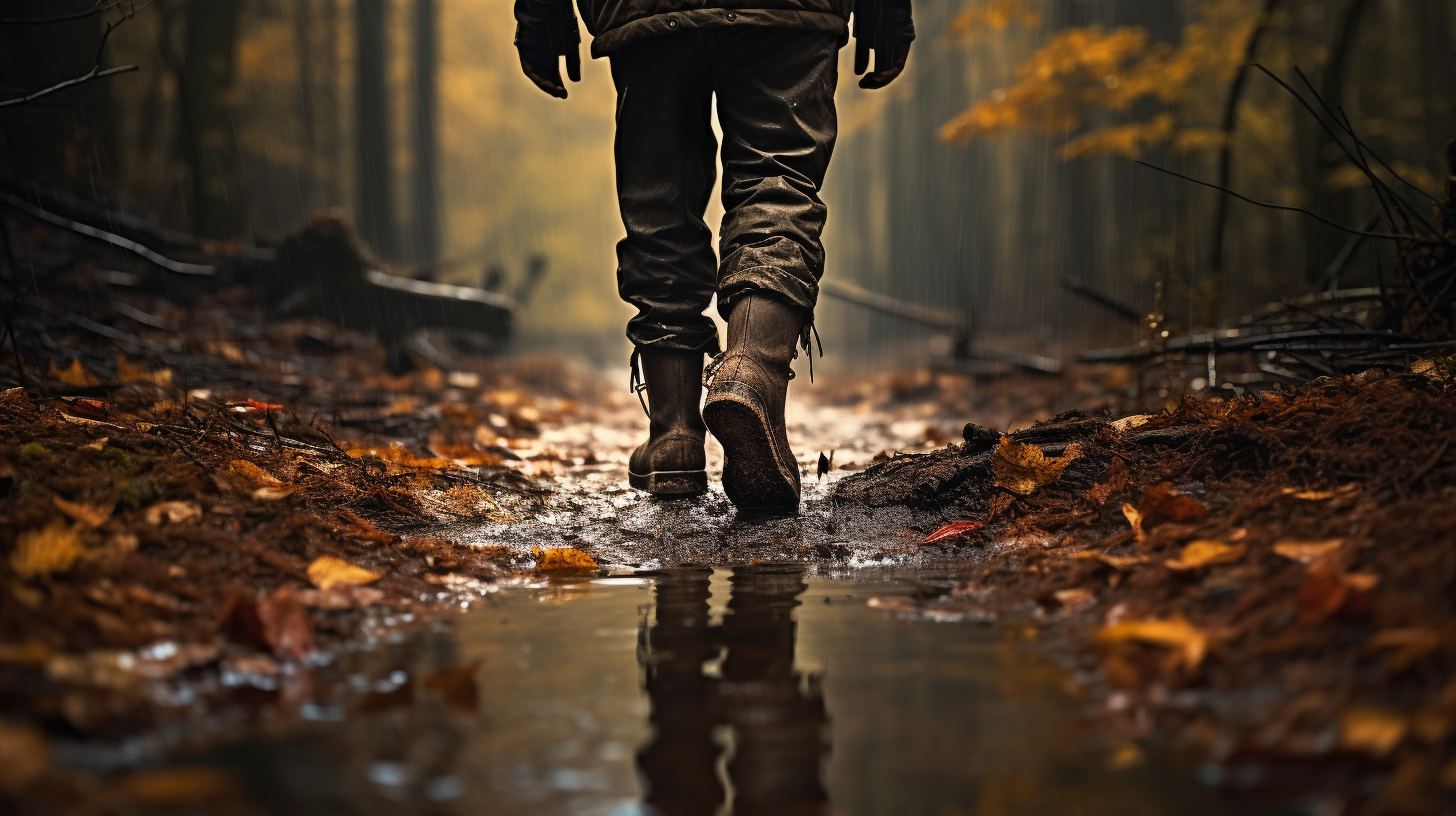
left=951, top=0, right=1041, bottom=36
left=48, top=359, right=103, bottom=387
left=944, top=0, right=1269, bottom=159
left=1095, top=615, right=1211, bottom=670
left=116, top=356, right=173, bottom=386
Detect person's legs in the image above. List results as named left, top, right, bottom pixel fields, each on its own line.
left=713, top=28, right=839, bottom=321
left=610, top=34, right=719, bottom=498
left=702, top=30, right=840, bottom=513
left=610, top=33, right=720, bottom=356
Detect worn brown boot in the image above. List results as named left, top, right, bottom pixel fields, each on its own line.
left=702, top=295, right=805, bottom=513
left=628, top=347, right=709, bottom=498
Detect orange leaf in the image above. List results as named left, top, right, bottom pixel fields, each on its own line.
left=1095, top=615, right=1210, bottom=670
left=1165, top=540, right=1245, bottom=571
left=1137, top=484, right=1206, bottom=530
left=533, top=547, right=598, bottom=573
left=1340, top=707, right=1406, bottom=757
left=306, top=556, right=382, bottom=590
left=1273, top=539, right=1343, bottom=564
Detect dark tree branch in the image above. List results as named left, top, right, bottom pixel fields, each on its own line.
left=0, top=0, right=150, bottom=27
left=0, top=9, right=141, bottom=110
left=1135, top=161, right=1437, bottom=243
left=0, top=64, right=136, bottom=109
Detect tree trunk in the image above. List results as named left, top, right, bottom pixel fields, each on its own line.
left=410, top=0, right=441, bottom=266
left=1206, top=0, right=1281, bottom=322
left=178, top=0, right=246, bottom=240
left=320, top=0, right=342, bottom=209
left=293, top=0, right=318, bottom=212
left=355, top=0, right=398, bottom=259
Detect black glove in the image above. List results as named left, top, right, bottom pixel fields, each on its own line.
left=514, top=0, right=581, bottom=99
left=853, top=0, right=914, bottom=90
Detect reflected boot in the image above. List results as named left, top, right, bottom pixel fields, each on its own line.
left=702, top=295, right=805, bottom=513
left=628, top=347, right=709, bottom=498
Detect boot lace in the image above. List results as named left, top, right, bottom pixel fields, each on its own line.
left=628, top=335, right=680, bottom=418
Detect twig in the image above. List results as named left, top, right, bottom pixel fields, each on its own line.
left=0, top=64, right=137, bottom=110
left=1134, top=161, right=1433, bottom=243
left=0, top=191, right=215, bottom=275
left=0, top=1, right=149, bottom=26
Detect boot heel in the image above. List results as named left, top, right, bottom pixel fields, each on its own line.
left=629, top=469, right=709, bottom=498
left=703, top=385, right=799, bottom=512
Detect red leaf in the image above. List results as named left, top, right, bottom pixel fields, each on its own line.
left=256, top=587, right=317, bottom=661
left=241, top=399, right=287, bottom=413
left=923, top=521, right=984, bottom=544
left=63, top=398, right=111, bottom=420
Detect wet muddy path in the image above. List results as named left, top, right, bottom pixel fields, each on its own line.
left=155, top=568, right=1290, bottom=815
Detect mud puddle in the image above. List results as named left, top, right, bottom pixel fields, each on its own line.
left=100, top=567, right=1298, bottom=816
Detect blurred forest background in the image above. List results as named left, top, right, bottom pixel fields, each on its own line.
left=2, top=0, right=1453, bottom=370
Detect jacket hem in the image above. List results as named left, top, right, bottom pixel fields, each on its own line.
left=590, top=9, right=848, bottom=58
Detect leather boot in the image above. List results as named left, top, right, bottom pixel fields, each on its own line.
left=628, top=347, right=709, bottom=498
left=702, top=295, right=804, bottom=512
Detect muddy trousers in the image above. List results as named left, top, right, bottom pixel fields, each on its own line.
left=609, top=28, right=840, bottom=356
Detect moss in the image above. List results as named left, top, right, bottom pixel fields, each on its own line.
left=18, top=443, right=49, bottom=462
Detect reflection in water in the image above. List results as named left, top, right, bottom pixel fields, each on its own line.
left=638, top=565, right=828, bottom=816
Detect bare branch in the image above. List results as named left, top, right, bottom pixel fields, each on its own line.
left=0, top=64, right=137, bottom=109
left=1134, top=161, right=1438, bottom=243
left=0, top=0, right=149, bottom=26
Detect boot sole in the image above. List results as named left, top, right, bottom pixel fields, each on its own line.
left=628, top=468, right=709, bottom=499
left=703, top=386, right=799, bottom=513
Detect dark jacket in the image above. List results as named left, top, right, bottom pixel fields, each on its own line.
left=516, top=0, right=912, bottom=60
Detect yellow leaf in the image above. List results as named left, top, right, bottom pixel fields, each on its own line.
left=52, top=496, right=113, bottom=529
left=533, top=547, right=599, bottom=572
left=115, top=356, right=173, bottom=386
left=1095, top=615, right=1210, bottom=670
left=346, top=444, right=457, bottom=471
left=1340, top=707, right=1406, bottom=757
left=992, top=438, right=1083, bottom=495
left=252, top=486, right=298, bottom=502
left=1273, top=539, right=1343, bottom=564
left=48, top=359, right=103, bottom=387
left=228, top=460, right=284, bottom=487
left=1165, top=540, right=1246, bottom=571
left=10, top=520, right=84, bottom=578
left=306, top=556, right=383, bottom=590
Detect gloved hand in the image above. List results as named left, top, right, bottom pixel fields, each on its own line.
left=853, top=0, right=915, bottom=90
left=514, top=0, right=581, bottom=99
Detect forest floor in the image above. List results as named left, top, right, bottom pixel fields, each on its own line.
left=3, top=213, right=1456, bottom=814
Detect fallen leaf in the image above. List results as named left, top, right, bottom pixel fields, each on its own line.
left=53, top=495, right=113, bottom=529
left=48, top=359, right=102, bottom=387
left=10, top=520, right=83, bottom=578
left=115, top=356, right=173, bottom=386
left=1296, top=560, right=1377, bottom=624
left=145, top=501, right=202, bottom=525
left=256, top=588, right=317, bottom=661
left=1107, top=742, right=1145, bottom=771
left=252, top=486, right=298, bottom=502
left=533, top=547, right=598, bottom=572
left=1273, top=539, right=1344, bottom=564
left=1121, top=503, right=1143, bottom=538
left=1165, top=540, right=1246, bottom=571
left=1095, top=615, right=1211, bottom=670
left=346, top=444, right=457, bottom=471
left=1340, top=707, right=1407, bottom=757
left=1085, top=458, right=1128, bottom=506
left=306, top=556, right=382, bottom=590
left=228, top=460, right=284, bottom=488
left=429, top=444, right=506, bottom=468
left=1137, top=484, right=1207, bottom=530
left=992, top=439, right=1083, bottom=495
left=923, top=521, right=984, bottom=544
left=0, top=719, right=51, bottom=792
left=1110, top=415, right=1153, bottom=432
left=241, top=399, right=286, bottom=413
left=62, top=397, right=111, bottom=420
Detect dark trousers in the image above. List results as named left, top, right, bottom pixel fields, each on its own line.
left=609, top=28, right=840, bottom=355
